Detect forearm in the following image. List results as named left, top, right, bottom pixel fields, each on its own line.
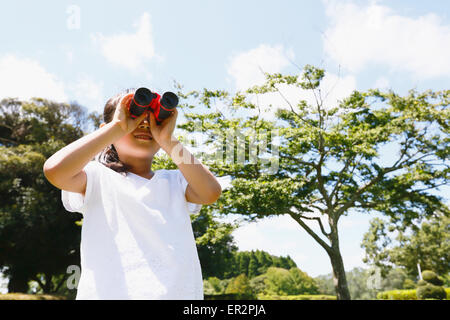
left=161, top=137, right=221, bottom=202
left=43, top=121, right=124, bottom=180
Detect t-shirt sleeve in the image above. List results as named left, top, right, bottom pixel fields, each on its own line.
left=175, top=170, right=202, bottom=214
left=61, top=160, right=102, bottom=214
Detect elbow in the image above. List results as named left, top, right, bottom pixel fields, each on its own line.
left=204, top=182, right=222, bottom=204
left=43, top=160, right=54, bottom=180
left=42, top=159, right=60, bottom=186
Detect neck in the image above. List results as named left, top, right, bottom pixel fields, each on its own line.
left=122, top=155, right=155, bottom=178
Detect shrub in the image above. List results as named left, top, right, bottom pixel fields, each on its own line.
left=402, top=279, right=416, bottom=289
left=376, top=290, right=417, bottom=300
left=205, top=293, right=255, bottom=300
left=417, top=280, right=427, bottom=286
left=416, top=270, right=446, bottom=300
left=416, top=284, right=446, bottom=300
left=0, top=293, right=66, bottom=300
left=257, top=294, right=336, bottom=300
left=421, top=270, right=443, bottom=286
left=377, top=288, right=450, bottom=300
left=225, top=274, right=257, bottom=299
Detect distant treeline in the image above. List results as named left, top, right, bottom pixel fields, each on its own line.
left=223, top=250, right=297, bottom=279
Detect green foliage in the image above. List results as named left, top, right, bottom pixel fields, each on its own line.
left=403, top=279, right=417, bottom=289
left=441, top=273, right=450, bottom=287
left=417, top=280, right=427, bottom=286
left=263, top=267, right=319, bottom=296
left=249, top=274, right=267, bottom=295
left=315, top=267, right=418, bottom=300
left=0, top=293, right=66, bottom=300
left=177, top=65, right=450, bottom=300
left=204, top=293, right=248, bottom=300
left=0, top=98, right=93, bottom=293
left=205, top=265, right=318, bottom=299
left=378, top=288, right=450, bottom=300
left=377, top=290, right=418, bottom=300
left=421, top=270, right=444, bottom=286
left=225, top=274, right=257, bottom=299
left=224, top=250, right=296, bottom=279
left=203, top=277, right=230, bottom=295
left=362, top=213, right=450, bottom=278
left=416, top=285, right=446, bottom=300
left=257, top=294, right=336, bottom=300
left=191, top=209, right=239, bottom=280
left=416, top=270, right=446, bottom=300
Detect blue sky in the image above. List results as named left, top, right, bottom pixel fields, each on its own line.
left=1, top=0, right=449, bottom=281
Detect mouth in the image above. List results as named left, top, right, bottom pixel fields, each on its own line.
left=133, top=134, right=153, bottom=141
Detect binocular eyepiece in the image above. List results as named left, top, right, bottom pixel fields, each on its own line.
left=128, top=87, right=179, bottom=125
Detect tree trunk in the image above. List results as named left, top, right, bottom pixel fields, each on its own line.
left=327, top=222, right=351, bottom=300
left=7, top=270, right=29, bottom=293
left=328, top=248, right=351, bottom=300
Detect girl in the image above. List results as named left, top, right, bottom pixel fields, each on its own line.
left=43, top=88, right=222, bottom=300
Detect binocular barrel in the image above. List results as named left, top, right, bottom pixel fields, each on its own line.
left=128, top=87, right=179, bottom=124
left=128, top=88, right=154, bottom=119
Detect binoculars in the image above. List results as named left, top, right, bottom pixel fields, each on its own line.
left=127, top=87, right=179, bottom=125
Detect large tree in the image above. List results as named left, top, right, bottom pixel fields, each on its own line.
left=362, top=212, right=450, bottom=278
left=0, top=97, right=91, bottom=293
left=176, top=65, right=449, bottom=299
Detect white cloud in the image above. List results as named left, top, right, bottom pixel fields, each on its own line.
left=0, top=55, right=67, bottom=102
left=259, top=71, right=356, bottom=112
left=227, top=44, right=294, bottom=91
left=323, top=0, right=450, bottom=78
left=69, top=74, right=104, bottom=112
left=91, top=12, right=158, bottom=72
left=227, top=44, right=356, bottom=121
left=374, top=76, right=390, bottom=89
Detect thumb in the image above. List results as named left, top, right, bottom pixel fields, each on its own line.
left=148, top=111, right=157, bottom=129
left=135, top=111, right=148, bottom=124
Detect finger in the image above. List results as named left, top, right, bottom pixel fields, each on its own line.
left=148, top=111, right=157, bottom=129
left=136, top=111, right=148, bottom=123
left=162, top=110, right=177, bottom=124
left=120, top=93, right=134, bottom=109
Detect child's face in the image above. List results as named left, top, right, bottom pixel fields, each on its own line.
left=113, top=114, right=161, bottom=160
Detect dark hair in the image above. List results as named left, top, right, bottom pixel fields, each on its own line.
left=97, top=88, right=137, bottom=175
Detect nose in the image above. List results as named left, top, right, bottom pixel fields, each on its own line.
left=138, top=116, right=150, bottom=129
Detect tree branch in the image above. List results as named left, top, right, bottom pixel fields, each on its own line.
left=288, top=210, right=332, bottom=254
left=316, top=151, right=333, bottom=210
left=330, top=154, right=357, bottom=207
left=298, top=214, right=331, bottom=238
left=0, top=137, right=18, bottom=145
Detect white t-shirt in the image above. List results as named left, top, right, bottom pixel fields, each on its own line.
left=61, top=160, right=203, bottom=300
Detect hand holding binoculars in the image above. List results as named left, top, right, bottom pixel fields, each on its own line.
left=128, top=87, right=179, bottom=125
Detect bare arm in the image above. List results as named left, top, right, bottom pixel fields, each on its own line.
left=161, top=139, right=222, bottom=204
left=43, top=121, right=124, bottom=191
left=148, top=110, right=222, bottom=205
left=43, top=93, right=147, bottom=192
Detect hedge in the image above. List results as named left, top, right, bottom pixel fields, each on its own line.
left=205, top=293, right=337, bottom=300
left=257, top=294, right=337, bottom=300
left=205, top=293, right=256, bottom=300
left=0, top=293, right=66, bottom=300
left=377, top=288, right=450, bottom=300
